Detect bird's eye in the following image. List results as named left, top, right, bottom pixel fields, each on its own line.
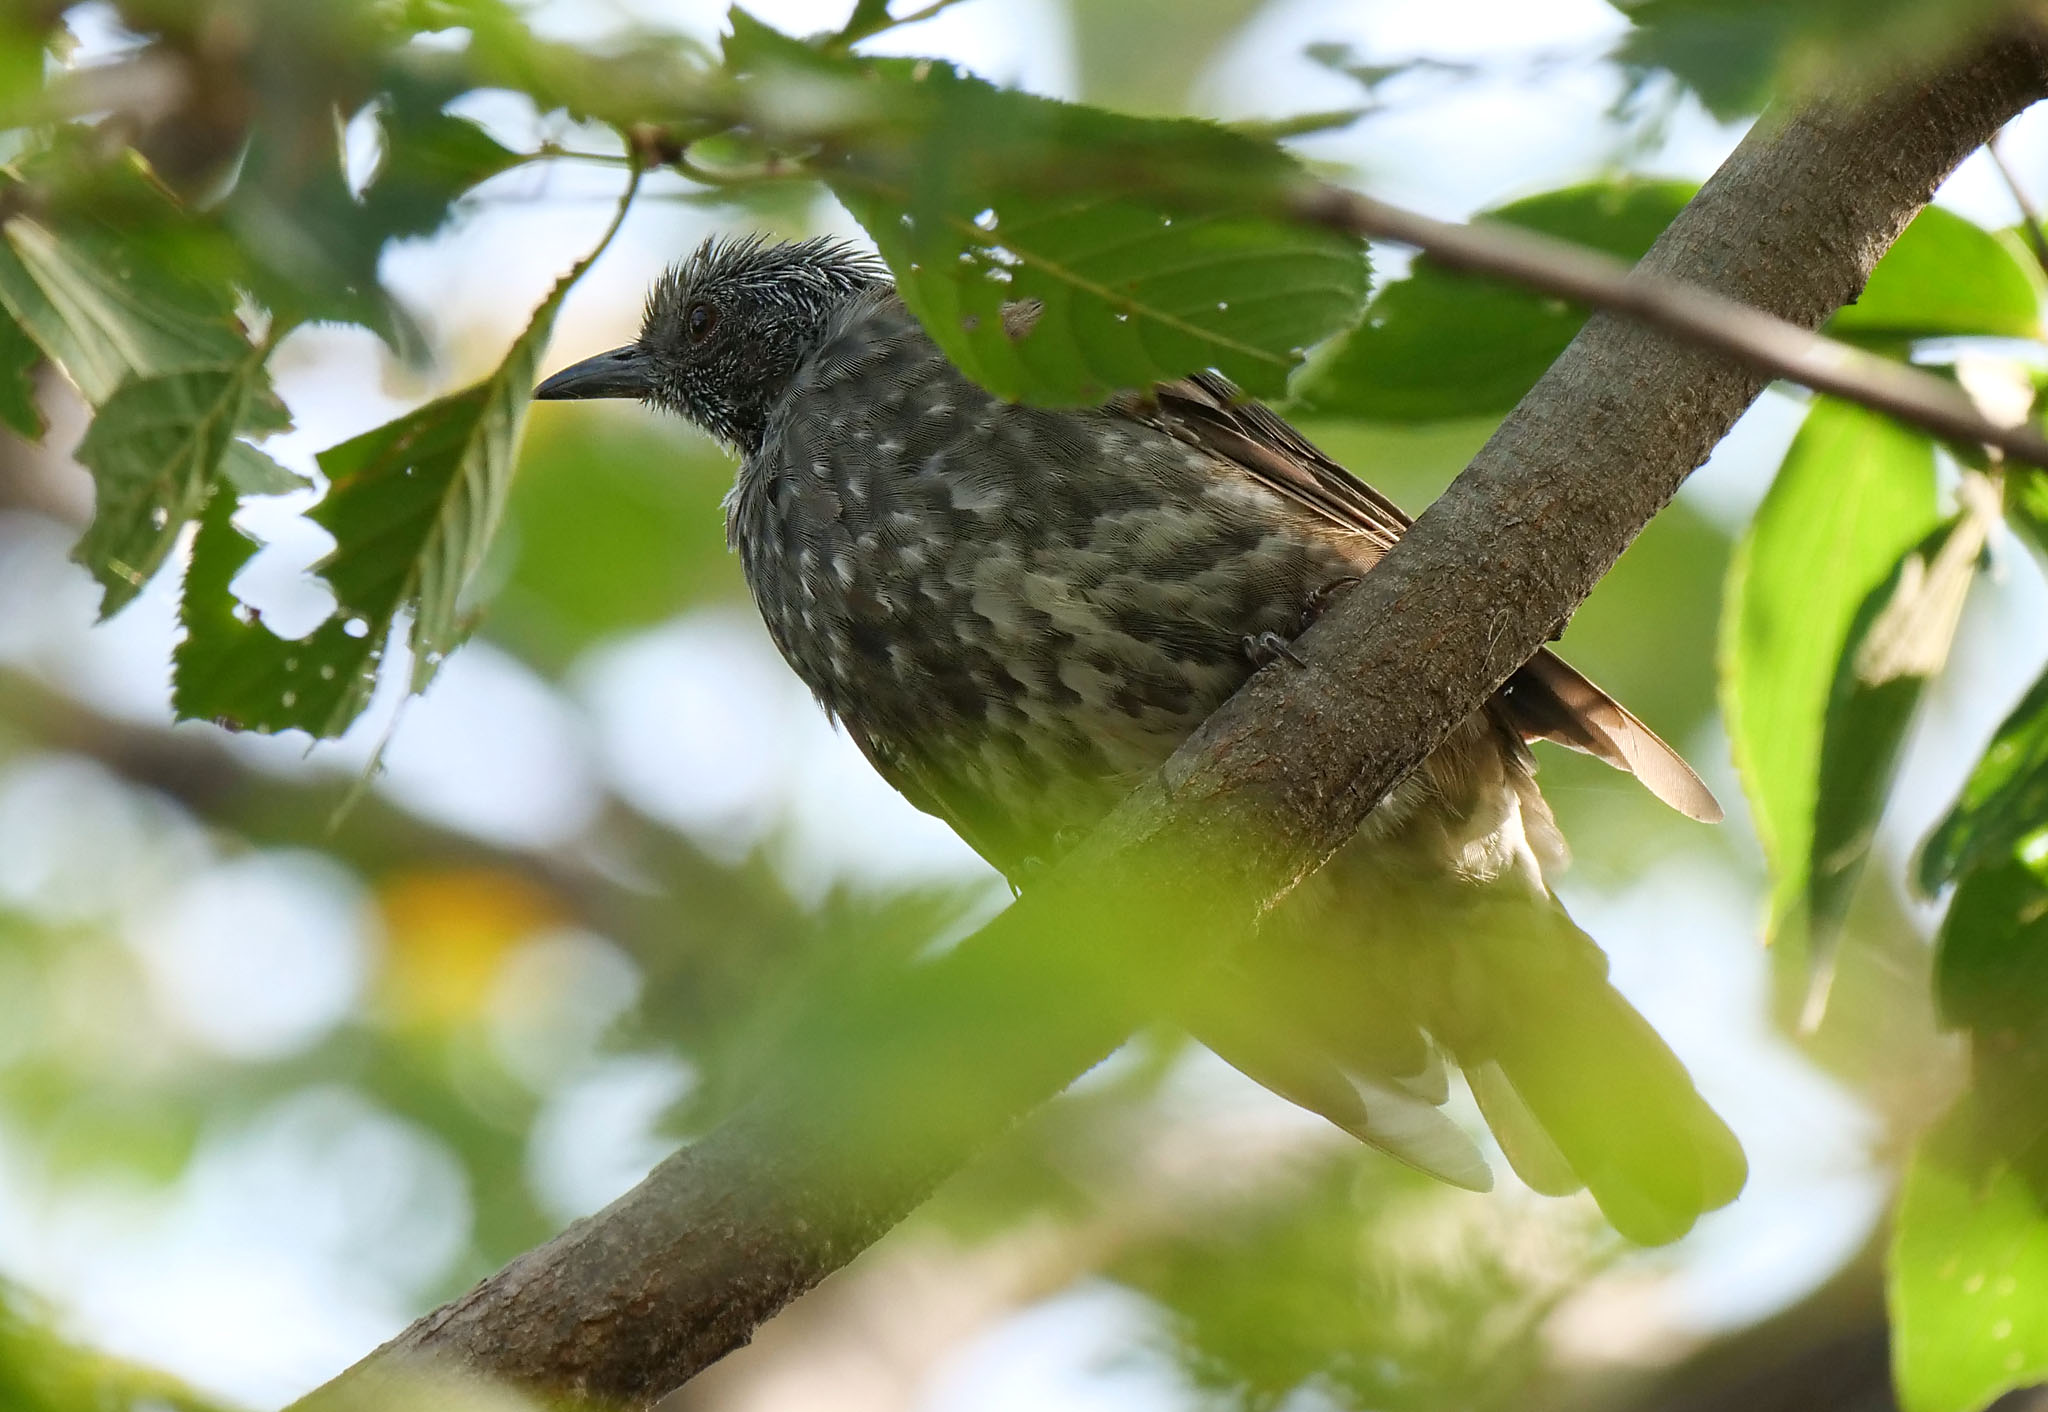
left=687, top=300, right=718, bottom=344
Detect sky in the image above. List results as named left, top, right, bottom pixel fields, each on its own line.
left=6, top=1, right=2048, bottom=1407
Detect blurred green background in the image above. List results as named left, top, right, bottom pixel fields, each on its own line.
left=0, top=1, right=2045, bottom=1410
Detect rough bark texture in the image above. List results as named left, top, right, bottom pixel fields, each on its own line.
left=296, top=28, right=2048, bottom=1412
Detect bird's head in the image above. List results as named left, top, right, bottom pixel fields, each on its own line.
left=534, top=234, right=887, bottom=454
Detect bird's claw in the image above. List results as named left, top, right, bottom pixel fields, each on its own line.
left=1244, top=631, right=1308, bottom=670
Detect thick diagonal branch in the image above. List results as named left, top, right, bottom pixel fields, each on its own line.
left=296, top=27, right=2048, bottom=1412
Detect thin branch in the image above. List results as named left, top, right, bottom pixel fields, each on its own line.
left=291, top=23, right=2048, bottom=1412
left=1990, top=128, right=2048, bottom=278
left=826, top=0, right=976, bottom=53
left=1287, top=184, right=2048, bottom=468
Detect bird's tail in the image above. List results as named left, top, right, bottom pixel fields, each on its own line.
left=1183, top=884, right=1746, bottom=1246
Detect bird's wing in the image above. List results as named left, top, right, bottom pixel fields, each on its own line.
left=1119, top=372, right=1722, bottom=824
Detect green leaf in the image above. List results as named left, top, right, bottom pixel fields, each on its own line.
left=173, top=488, right=378, bottom=734
left=1290, top=179, right=1695, bottom=422
left=1920, top=665, right=2048, bottom=894
left=173, top=170, right=638, bottom=736
left=174, top=300, right=555, bottom=735
left=220, top=439, right=313, bottom=497
left=361, top=103, right=521, bottom=243
left=1828, top=206, right=2041, bottom=346
left=726, top=12, right=1368, bottom=405
left=1805, top=491, right=1991, bottom=1006
left=0, top=304, right=40, bottom=439
left=1935, top=851, right=2048, bottom=1044
left=0, top=217, right=250, bottom=407
left=215, top=78, right=519, bottom=352
left=1720, top=399, right=1942, bottom=955
left=70, top=353, right=280, bottom=616
left=1894, top=784, right=2048, bottom=1412
left=2010, top=470, right=2048, bottom=566
left=1892, top=1092, right=2048, bottom=1412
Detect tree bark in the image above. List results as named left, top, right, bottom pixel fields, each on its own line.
left=295, top=27, right=2048, bottom=1412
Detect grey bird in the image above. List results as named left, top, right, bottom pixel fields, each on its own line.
left=535, top=235, right=1746, bottom=1243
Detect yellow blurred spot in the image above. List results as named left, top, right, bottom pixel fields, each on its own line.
left=377, top=868, right=566, bottom=1026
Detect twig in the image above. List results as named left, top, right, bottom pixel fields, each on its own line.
left=1989, top=129, right=2048, bottom=278
left=1289, top=184, right=2048, bottom=468
left=826, top=0, right=976, bottom=52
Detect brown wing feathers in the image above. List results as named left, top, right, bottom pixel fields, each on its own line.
left=1129, top=374, right=1722, bottom=825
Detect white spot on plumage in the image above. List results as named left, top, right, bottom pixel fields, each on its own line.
left=949, top=477, right=1009, bottom=513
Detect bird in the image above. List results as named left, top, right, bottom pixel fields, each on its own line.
left=534, top=234, right=1746, bottom=1243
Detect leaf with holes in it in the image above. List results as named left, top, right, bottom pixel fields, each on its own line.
left=1892, top=1090, right=2048, bottom=1412
left=173, top=488, right=378, bottom=736
left=1920, top=664, right=2048, bottom=895
left=0, top=303, right=40, bottom=439
left=725, top=12, right=1366, bottom=406
left=0, top=216, right=249, bottom=406
left=1894, top=845, right=2048, bottom=1412
left=1720, top=399, right=1942, bottom=972
left=173, top=265, right=574, bottom=738
left=71, top=354, right=283, bottom=617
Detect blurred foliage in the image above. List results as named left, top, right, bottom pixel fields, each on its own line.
left=0, top=1, right=2042, bottom=1411
left=1116, top=1156, right=1594, bottom=1412
left=1611, top=0, right=2038, bottom=119
left=0, top=1282, right=222, bottom=1412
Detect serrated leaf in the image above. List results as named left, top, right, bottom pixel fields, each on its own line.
left=173, top=174, right=634, bottom=737
left=1830, top=206, right=2041, bottom=346
left=220, top=439, right=311, bottom=496
left=1720, top=399, right=1941, bottom=961
left=0, top=304, right=40, bottom=439
left=0, top=217, right=249, bottom=406
left=1290, top=179, right=1693, bottom=422
left=1920, top=664, right=2048, bottom=894
left=363, top=105, right=521, bottom=241
left=726, top=11, right=1367, bottom=405
left=71, top=354, right=277, bottom=616
left=173, top=489, right=377, bottom=735
left=1892, top=1091, right=2048, bottom=1412
left=174, top=304, right=554, bottom=735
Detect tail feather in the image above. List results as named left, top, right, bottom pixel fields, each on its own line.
left=1183, top=988, right=1493, bottom=1193
left=1506, top=651, right=1724, bottom=824
left=1468, top=1061, right=1579, bottom=1197
left=1194, top=873, right=1745, bottom=1244
left=1458, top=904, right=1747, bottom=1243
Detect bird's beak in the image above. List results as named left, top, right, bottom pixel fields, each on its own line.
left=534, top=344, right=652, bottom=400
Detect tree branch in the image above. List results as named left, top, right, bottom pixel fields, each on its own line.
left=1287, top=183, right=2048, bottom=467
left=295, top=27, right=2048, bottom=1412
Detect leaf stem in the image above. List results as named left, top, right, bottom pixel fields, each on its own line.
left=1988, top=129, right=2048, bottom=280
left=826, top=0, right=976, bottom=53
left=1291, top=183, right=2048, bottom=468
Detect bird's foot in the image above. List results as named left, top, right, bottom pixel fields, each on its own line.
left=1300, top=575, right=1362, bottom=634
left=1244, top=631, right=1308, bottom=670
